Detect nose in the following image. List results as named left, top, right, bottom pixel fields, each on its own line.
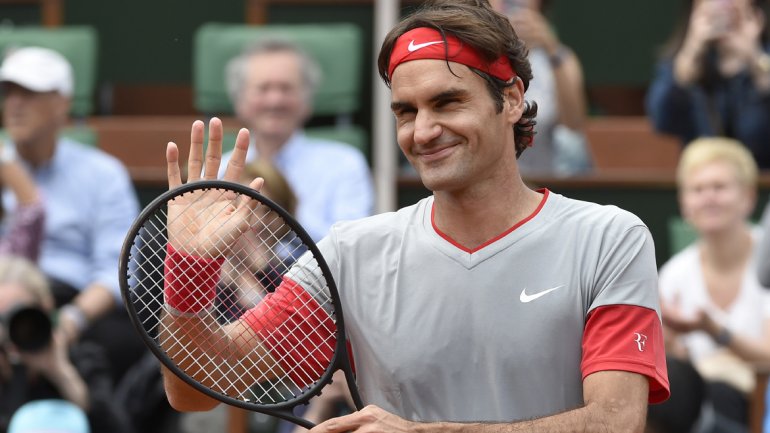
left=263, top=87, right=284, bottom=104
left=413, top=110, right=442, bottom=146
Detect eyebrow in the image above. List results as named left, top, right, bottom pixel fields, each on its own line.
left=391, top=88, right=468, bottom=113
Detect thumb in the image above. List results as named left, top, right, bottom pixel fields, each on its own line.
left=235, top=177, right=265, bottom=224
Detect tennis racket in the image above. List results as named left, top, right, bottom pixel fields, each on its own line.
left=119, top=179, right=363, bottom=429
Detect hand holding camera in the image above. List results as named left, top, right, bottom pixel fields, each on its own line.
left=1, top=305, right=90, bottom=409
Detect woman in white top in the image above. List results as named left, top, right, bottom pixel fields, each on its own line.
left=659, top=136, right=770, bottom=430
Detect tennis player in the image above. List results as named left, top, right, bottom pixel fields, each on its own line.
left=162, top=0, right=669, bottom=431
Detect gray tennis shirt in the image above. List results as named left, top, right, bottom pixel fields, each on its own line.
left=292, top=190, right=667, bottom=422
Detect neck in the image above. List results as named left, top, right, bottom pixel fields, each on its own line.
left=699, top=223, right=753, bottom=270
left=251, top=130, right=294, bottom=160
left=16, top=135, right=57, bottom=168
left=432, top=176, right=542, bottom=250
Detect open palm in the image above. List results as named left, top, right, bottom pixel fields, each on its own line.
left=165, top=117, right=263, bottom=258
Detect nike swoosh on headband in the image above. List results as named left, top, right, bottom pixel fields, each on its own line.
left=407, top=40, right=444, bottom=52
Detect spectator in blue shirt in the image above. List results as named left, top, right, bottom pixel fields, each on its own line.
left=0, top=46, right=141, bottom=382
left=218, top=38, right=374, bottom=242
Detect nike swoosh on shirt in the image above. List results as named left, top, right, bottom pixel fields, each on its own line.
left=407, top=40, right=444, bottom=52
left=519, top=285, right=565, bottom=303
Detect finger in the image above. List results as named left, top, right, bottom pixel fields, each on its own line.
left=311, top=412, right=362, bottom=433
left=203, top=117, right=223, bottom=180
left=222, top=128, right=251, bottom=183
left=187, top=120, right=205, bottom=182
left=235, top=177, right=265, bottom=223
left=248, top=176, right=264, bottom=193
left=167, top=142, right=182, bottom=190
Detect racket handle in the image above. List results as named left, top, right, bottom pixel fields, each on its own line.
left=164, top=245, right=224, bottom=313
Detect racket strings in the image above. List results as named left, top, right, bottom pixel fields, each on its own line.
left=125, top=187, right=340, bottom=405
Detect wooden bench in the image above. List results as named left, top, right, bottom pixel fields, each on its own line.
left=87, top=114, right=683, bottom=187
left=583, top=116, right=682, bottom=175
left=85, top=115, right=242, bottom=186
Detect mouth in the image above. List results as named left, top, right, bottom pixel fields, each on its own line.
left=416, top=143, right=457, bottom=164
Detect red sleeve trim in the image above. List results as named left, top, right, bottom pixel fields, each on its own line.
left=582, top=304, right=670, bottom=404
left=241, top=277, right=336, bottom=389
left=163, top=244, right=224, bottom=313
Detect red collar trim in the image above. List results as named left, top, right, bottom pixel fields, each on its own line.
left=431, top=189, right=550, bottom=254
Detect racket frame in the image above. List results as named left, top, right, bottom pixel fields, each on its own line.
left=118, top=180, right=363, bottom=428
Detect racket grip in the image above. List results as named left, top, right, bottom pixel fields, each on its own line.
left=164, top=244, right=224, bottom=313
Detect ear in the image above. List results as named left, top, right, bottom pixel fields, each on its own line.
left=55, top=95, right=71, bottom=122
left=742, top=186, right=757, bottom=219
left=503, top=77, right=525, bottom=124
left=300, top=91, right=314, bottom=123
left=677, top=190, right=692, bottom=225
left=234, top=96, right=249, bottom=123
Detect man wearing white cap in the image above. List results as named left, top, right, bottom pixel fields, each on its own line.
left=0, top=46, right=141, bottom=380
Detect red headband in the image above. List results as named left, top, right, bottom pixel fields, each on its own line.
left=388, top=27, right=516, bottom=82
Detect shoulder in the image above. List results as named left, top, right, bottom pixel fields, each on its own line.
left=546, top=192, right=648, bottom=235
left=323, top=198, right=428, bottom=247
left=296, top=135, right=367, bottom=163
left=59, top=139, right=130, bottom=175
left=334, top=198, right=426, bottom=232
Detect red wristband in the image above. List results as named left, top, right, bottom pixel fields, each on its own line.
left=241, top=277, right=336, bottom=389
left=164, top=244, right=224, bottom=313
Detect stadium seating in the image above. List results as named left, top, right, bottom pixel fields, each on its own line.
left=0, top=25, right=98, bottom=117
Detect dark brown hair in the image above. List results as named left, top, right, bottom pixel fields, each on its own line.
left=377, top=0, right=537, bottom=157
left=241, top=158, right=298, bottom=216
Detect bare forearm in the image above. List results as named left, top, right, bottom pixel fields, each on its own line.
left=552, top=53, right=587, bottom=131
left=702, top=320, right=770, bottom=363
left=59, top=284, right=116, bottom=344
left=0, top=161, right=39, bottom=205
left=72, top=283, right=116, bottom=322
left=673, top=45, right=706, bottom=85
left=160, top=311, right=280, bottom=403
left=727, top=336, right=770, bottom=363
left=48, top=362, right=90, bottom=411
left=749, top=53, right=770, bottom=93
left=312, top=372, right=651, bottom=433
left=162, top=365, right=220, bottom=411
left=411, top=403, right=644, bottom=433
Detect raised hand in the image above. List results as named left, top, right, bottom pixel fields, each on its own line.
left=508, top=8, right=560, bottom=55
left=165, top=118, right=264, bottom=258
left=674, top=0, right=737, bottom=84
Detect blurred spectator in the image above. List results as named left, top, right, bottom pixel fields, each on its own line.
left=0, top=256, right=132, bottom=433
left=0, top=140, right=43, bottom=262
left=8, top=400, right=89, bottom=433
left=218, top=38, right=374, bottom=241
left=755, top=191, right=770, bottom=285
left=0, top=46, right=143, bottom=382
left=658, top=137, right=770, bottom=433
left=490, top=0, right=592, bottom=176
left=646, top=0, right=770, bottom=168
